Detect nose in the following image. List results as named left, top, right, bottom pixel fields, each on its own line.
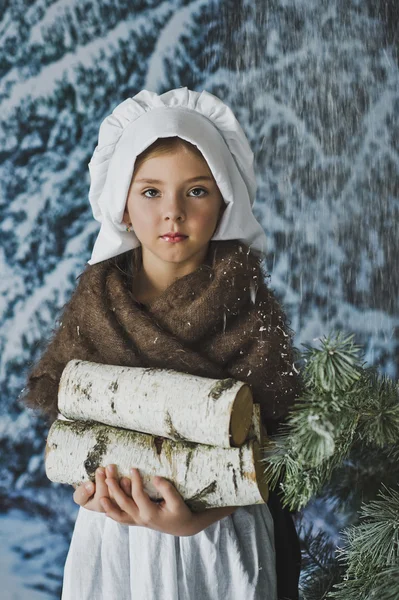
left=162, top=193, right=186, bottom=222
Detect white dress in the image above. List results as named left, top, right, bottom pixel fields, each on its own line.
left=61, top=503, right=278, bottom=599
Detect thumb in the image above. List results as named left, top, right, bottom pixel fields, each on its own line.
left=73, top=481, right=94, bottom=506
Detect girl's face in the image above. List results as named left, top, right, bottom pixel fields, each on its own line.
left=123, top=146, right=226, bottom=267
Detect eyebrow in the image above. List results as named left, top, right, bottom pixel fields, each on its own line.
left=133, top=175, right=214, bottom=184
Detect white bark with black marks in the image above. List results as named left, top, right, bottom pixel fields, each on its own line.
left=58, top=359, right=254, bottom=448
left=45, top=417, right=269, bottom=511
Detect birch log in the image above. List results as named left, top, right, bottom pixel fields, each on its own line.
left=58, top=360, right=253, bottom=448
left=45, top=419, right=269, bottom=510
left=247, top=403, right=264, bottom=445
left=55, top=403, right=266, bottom=442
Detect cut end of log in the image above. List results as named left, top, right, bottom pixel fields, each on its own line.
left=253, top=440, right=269, bottom=503
left=229, top=384, right=253, bottom=447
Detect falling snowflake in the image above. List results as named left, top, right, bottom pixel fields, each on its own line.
left=276, top=325, right=289, bottom=337
left=249, top=279, right=258, bottom=304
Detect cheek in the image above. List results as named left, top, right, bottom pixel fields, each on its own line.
left=191, top=204, right=221, bottom=224
left=129, top=202, right=156, bottom=225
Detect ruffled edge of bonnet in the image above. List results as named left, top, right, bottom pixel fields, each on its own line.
left=87, top=87, right=257, bottom=222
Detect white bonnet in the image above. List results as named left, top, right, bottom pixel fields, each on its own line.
left=87, top=86, right=267, bottom=265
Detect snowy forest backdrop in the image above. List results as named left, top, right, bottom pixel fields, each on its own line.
left=0, top=0, right=398, bottom=597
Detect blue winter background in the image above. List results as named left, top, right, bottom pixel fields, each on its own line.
left=0, top=0, right=398, bottom=597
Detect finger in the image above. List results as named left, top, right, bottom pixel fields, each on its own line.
left=106, top=477, right=136, bottom=514
left=104, top=465, right=128, bottom=491
left=94, top=467, right=109, bottom=499
left=73, top=481, right=95, bottom=506
left=104, top=464, right=123, bottom=501
left=97, top=467, right=125, bottom=510
left=100, top=496, right=129, bottom=523
left=130, top=468, right=155, bottom=516
left=120, top=477, right=132, bottom=496
left=152, top=476, right=183, bottom=510
left=105, top=465, right=119, bottom=491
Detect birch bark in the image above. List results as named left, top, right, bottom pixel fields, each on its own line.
left=58, top=359, right=253, bottom=448
left=45, top=416, right=269, bottom=510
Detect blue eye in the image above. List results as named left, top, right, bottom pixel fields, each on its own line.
left=189, top=187, right=207, bottom=197
left=143, top=189, right=158, bottom=198
left=142, top=187, right=208, bottom=198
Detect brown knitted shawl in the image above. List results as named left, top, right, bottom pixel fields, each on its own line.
left=22, top=240, right=303, bottom=436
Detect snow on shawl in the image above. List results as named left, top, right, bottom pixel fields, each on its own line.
left=21, top=240, right=303, bottom=436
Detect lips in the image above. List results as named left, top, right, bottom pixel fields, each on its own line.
left=161, top=233, right=188, bottom=239
left=161, top=234, right=188, bottom=244
left=161, top=234, right=188, bottom=243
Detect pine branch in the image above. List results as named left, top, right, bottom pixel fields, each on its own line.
left=353, top=367, right=399, bottom=447
left=342, top=484, right=399, bottom=568
left=321, top=441, right=399, bottom=516
left=297, top=517, right=345, bottom=600
left=367, top=567, right=399, bottom=600
left=300, top=331, right=364, bottom=395
left=260, top=331, right=399, bottom=511
left=326, top=484, right=399, bottom=600
left=258, top=331, right=399, bottom=596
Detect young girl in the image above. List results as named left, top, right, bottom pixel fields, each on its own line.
left=22, top=87, right=303, bottom=600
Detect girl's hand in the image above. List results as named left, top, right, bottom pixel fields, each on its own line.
left=72, top=467, right=128, bottom=512
left=101, top=464, right=198, bottom=537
